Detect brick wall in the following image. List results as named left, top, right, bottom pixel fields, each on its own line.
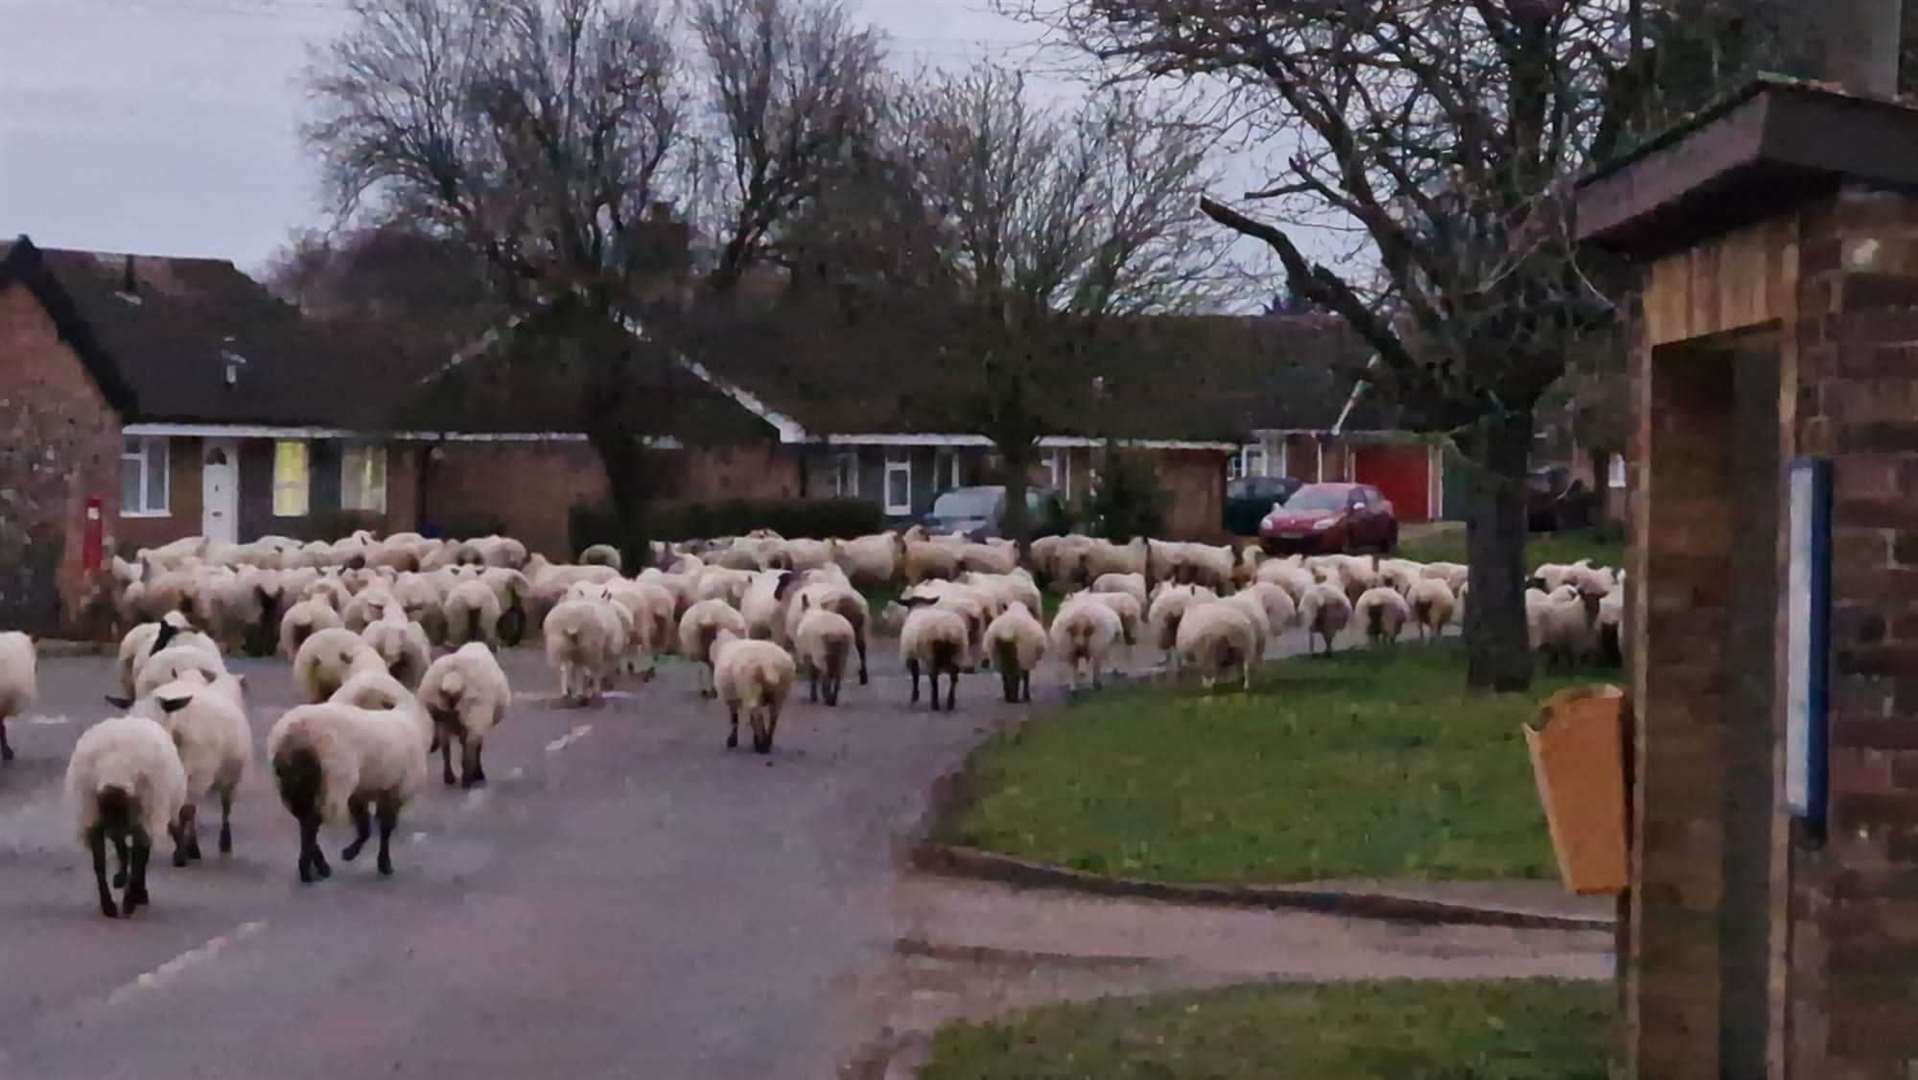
left=0, top=283, right=121, bottom=634
left=423, top=440, right=608, bottom=558
left=1155, top=449, right=1226, bottom=541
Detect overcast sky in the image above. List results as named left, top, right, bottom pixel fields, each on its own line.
left=0, top=0, right=1312, bottom=290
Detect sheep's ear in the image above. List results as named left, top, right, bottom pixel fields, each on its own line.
left=772, top=570, right=796, bottom=601
left=104, top=694, right=133, bottom=709
left=898, top=596, right=933, bottom=609
left=157, top=694, right=192, bottom=714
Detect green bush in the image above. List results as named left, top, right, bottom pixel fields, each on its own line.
left=1086, top=444, right=1167, bottom=540
left=570, top=498, right=885, bottom=553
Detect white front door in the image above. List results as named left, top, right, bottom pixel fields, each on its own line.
left=202, top=439, right=239, bottom=545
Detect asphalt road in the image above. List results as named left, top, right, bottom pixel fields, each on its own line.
left=0, top=639, right=1056, bottom=1080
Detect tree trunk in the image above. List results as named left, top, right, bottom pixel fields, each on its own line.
left=999, top=444, right=1034, bottom=556
left=586, top=424, right=650, bottom=571
left=1588, top=444, right=1612, bottom=530
left=1464, top=410, right=1535, bottom=692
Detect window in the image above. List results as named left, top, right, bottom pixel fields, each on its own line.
left=934, top=449, right=962, bottom=492
left=342, top=444, right=388, bottom=513
left=120, top=437, right=169, bottom=516
left=831, top=451, right=859, bottom=497
left=272, top=440, right=310, bottom=517
left=1234, top=443, right=1267, bottom=480
left=1608, top=453, right=1627, bottom=490
left=884, top=449, right=912, bottom=515
left=1049, top=449, right=1070, bottom=502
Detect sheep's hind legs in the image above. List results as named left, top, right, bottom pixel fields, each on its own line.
left=375, top=799, right=399, bottom=876
left=341, top=797, right=372, bottom=862
left=89, top=825, right=118, bottom=918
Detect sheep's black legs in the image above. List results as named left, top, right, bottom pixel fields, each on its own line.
left=1021, top=671, right=1031, bottom=703
left=726, top=707, right=740, bottom=749
left=172, top=803, right=201, bottom=866
left=908, top=659, right=921, bottom=705
left=440, top=732, right=458, bottom=786
left=341, top=797, right=372, bottom=862
left=89, top=825, right=117, bottom=918
left=944, top=671, right=959, bottom=712
left=809, top=672, right=819, bottom=704
left=218, top=790, right=234, bottom=855
left=374, top=799, right=399, bottom=876
left=857, top=637, right=868, bottom=686
left=0, top=718, right=11, bottom=761
left=297, top=813, right=331, bottom=883
left=124, top=831, right=151, bottom=911
left=111, top=833, right=130, bottom=889
left=461, top=738, right=485, bottom=788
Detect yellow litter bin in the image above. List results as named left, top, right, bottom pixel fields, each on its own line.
left=1525, top=685, right=1628, bottom=895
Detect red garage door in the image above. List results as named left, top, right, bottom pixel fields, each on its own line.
left=1353, top=444, right=1431, bottom=523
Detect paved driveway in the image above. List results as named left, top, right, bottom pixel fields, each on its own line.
left=0, top=641, right=1039, bottom=1080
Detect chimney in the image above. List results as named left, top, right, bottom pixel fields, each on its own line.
left=122, top=254, right=137, bottom=295
left=1818, top=0, right=1901, bottom=98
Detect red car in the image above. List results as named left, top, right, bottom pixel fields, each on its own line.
left=1258, top=482, right=1398, bottom=555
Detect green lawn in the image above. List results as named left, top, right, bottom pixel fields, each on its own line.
left=922, top=979, right=1614, bottom=1080
left=1397, top=526, right=1626, bottom=572
left=941, top=645, right=1606, bottom=884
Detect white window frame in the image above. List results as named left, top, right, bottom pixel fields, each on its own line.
left=950, top=450, right=962, bottom=489
left=883, top=449, right=912, bottom=516
left=1239, top=443, right=1268, bottom=480
left=1608, top=453, right=1627, bottom=490
left=272, top=440, right=311, bottom=518
left=1050, top=449, right=1070, bottom=501
left=341, top=443, right=388, bottom=513
left=831, top=450, right=859, bottom=497
left=120, top=436, right=170, bottom=517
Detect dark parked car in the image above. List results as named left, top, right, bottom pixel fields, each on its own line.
left=1258, top=482, right=1398, bottom=555
left=1527, top=466, right=1594, bottom=533
left=921, top=485, right=1063, bottom=540
left=1223, top=475, right=1303, bottom=537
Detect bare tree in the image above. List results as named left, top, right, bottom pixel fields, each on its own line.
left=689, top=0, right=886, bottom=292
left=897, top=64, right=1230, bottom=546
left=306, top=0, right=691, bottom=563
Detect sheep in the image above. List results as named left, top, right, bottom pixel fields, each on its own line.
left=603, top=578, right=678, bottom=677
left=1596, top=589, right=1625, bottom=668
left=678, top=599, right=749, bottom=699
left=361, top=604, right=433, bottom=689
left=1299, top=582, right=1355, bottom=655
left=293, top=627, right=385, bottom=704
left=1404, top=578, right=1457, bottom=642
left=1422, top=561, right=1470, bottom=593
left=391, top=572, right=448, bottom=646
left=66, top=714, right=188, bottom=917
left=479, top=566, right=534, bottom=645
left=1090, top=572, right=1148, bottom=611
left=1049, top=596, right=1124, bottom=691
left=132, top=640, right=229, bottom=703
left=1255, top=560, right=1317, bottom=605
left=442, top=577, right=504, bottom=649
left=202, top=568, right=287, bottom=657
left=780, top=538, right=837, bottom=573
left=904, top=540, right=963, bottom=585
left=0, top=631, right=35, bottom=763
left=792, top=602, right=855, bottom=706
left=740, top=570, right=790, bottom=642
left=1175, top=602, right=1260, bottom=691
left=417, top=643, right=511, bottom=788
left=1177, top=543, right=1238, bottom=592
left=1079, top=537, right=1146, bottom=586
left=341, top=584, right=399, bottom=633
left=835, top=533, right=901, bottom=588
left=779, top=578, right=872, bottom=686
left=144, top=669, right=251, bottom=866
left=267, top=676, right=434, bottom=883
left=693, top=566, right=755, bottom=608
left=964, top=571, right=1045, bottom=624
left=710, top=630, right=798, bottom=752
left=1147, top=584, right=1216, bottom=664
left=579, top=543, right=624, bottom=572
left=544, top=594, right=627, bottom=705
left=1064, top=589, right=1143, bottom=648
left=899, top=600, right=969, bottom=711
left=1532, top=590, right=1597, bottom=671
left=1354, top=586, right=1412, bottom=648
left=984, top=601, right=1047, bottom=704
left=1228, top=581, right=1298, bottom=639
left=279, top=593, right=344, bottom=660
left=958, top=541, right=1019, bottom=575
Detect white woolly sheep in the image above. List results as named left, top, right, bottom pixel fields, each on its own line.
left=1049, top=596, right=1124, bottom=691
left=1422, top=561, right=1470, bottom=593
left=391, top=572, right=448, bottom=646
left=1299, top=582, right=1355, bottom=656
left=579, top=543, right=623, bottom=571
left=904, top=540, right=962, bottom=585
left=899, top=600, right=969, bottom=711
left=1078, top=537, right=1146, bottom=587
left=132, top=641, right=229, bottom=703
left=66, top=714, right=187, bottom=917
left=0, top=631, right=35, bottom=763
left=1229, top=581, right=1298, bottom=638
left=678, top=598, right=749, bottom=699
left=268, top=673, right=433, bottom=882
left=1175, top=601, right=1260, bottom=691
left=417, top=642, right=511, bottom=787
left=1354, top=586, right=1412, bottom=648
left=1596, top=589, right=1625, bottom=667
left=145, top=669, right=251, bottom=866
left=984, top=601, right=1047, bottom=703
left=293, top=627, right=385, bottom=704
left=958, top=541, right=1019, bottom=575
left=1090, top=572, right=1148, bottom=611
left=1147, top=584, right=1216, bottom=664
left=442, top=578, right=504, bottom=649
left=711, top=629, right=798, bottom=753
left=279, top=593, right=344, bottom=660
left=779, top=577, right=872, bottom=686
left=1064, top=589, right=1143, bottom=649
left=1255, top=560, right=1317, bottom=605
left=544, top=594, right=627, bottom=705
left=1406, top=578, right=1457, bottom=642
left=361, top=605, right=433, bottom=689
left=792, top=603, right=856, bottom=707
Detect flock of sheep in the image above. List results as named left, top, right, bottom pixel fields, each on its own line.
left=0, top=525, right=1624, bottom=919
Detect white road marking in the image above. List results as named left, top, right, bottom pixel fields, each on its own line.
left=544, top=724, right=592, bottom=753
left=508, top=767, right=525, bottom=781
left=106, top=920, right=266, bottom=1006
left=27, top=714, right=70, bottom=726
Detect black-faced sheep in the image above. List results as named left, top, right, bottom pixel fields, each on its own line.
left=417, top=642, right=512, bottom=787
left=145, top=669, right=251, bottom=865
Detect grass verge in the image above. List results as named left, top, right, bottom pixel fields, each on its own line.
left=940, top=644, right=1608, bottom=884
left=920, top=978, right=1613, bottom=1080
left=1397, top=526, right=1626, bottom=571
